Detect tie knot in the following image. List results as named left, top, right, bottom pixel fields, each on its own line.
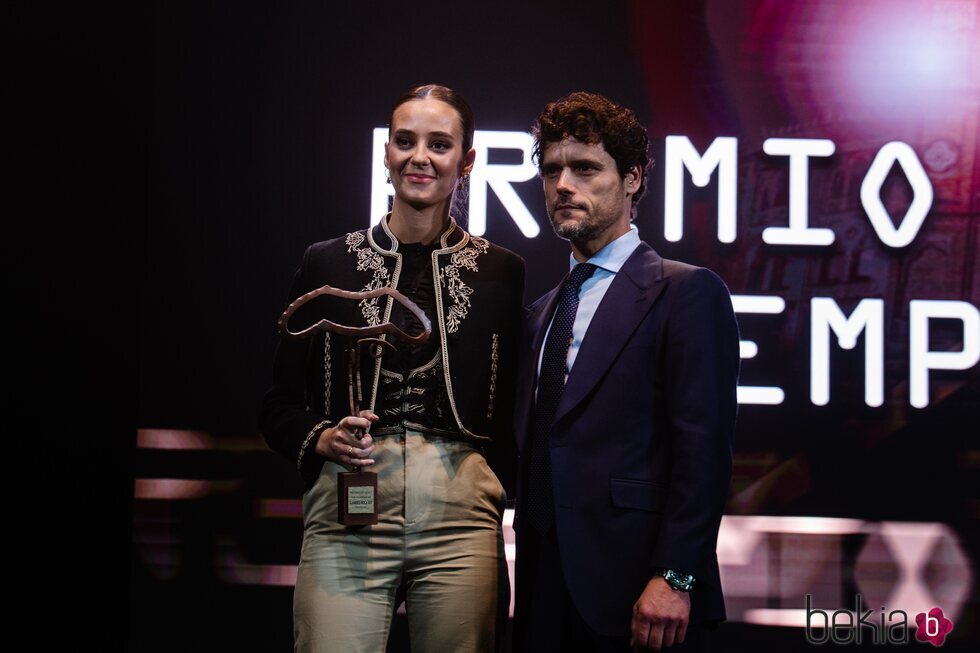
left=567, top=263, right=597, bottom=290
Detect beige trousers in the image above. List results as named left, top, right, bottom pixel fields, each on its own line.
left=293, top=431, right=507, bottom=653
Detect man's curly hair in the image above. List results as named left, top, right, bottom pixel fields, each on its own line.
left=532, top=92, right=650, bottom=207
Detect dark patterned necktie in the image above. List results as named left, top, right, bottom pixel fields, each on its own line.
left=525, top=262, right=597, bottom=534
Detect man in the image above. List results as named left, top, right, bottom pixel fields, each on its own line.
left=513, top=92, right=739, bottom=652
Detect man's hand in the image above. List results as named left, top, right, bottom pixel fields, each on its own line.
left=630, top=576, right=691, bottom=651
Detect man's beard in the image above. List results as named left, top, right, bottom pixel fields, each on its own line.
left=549, top=209, right=608, bottom=244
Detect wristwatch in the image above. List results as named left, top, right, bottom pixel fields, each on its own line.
left=660, top=569, right=695, bottom=592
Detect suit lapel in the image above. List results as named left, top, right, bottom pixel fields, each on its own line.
left=551, top=242, right=667, bottom=428
left=514, top=287, right=562, bottom=452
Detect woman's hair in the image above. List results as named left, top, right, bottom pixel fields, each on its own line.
left=389, top=84, right=475, bottom=153
left=532, top=91, right=650, bottom=206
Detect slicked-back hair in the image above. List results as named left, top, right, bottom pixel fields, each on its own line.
left=389, top=84, right=475, bottom=153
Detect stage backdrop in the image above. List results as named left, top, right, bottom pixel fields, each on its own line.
left=137, top=1, right=979, bottom=650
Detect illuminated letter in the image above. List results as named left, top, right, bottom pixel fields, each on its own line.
left=810, top=298, right=885, bottom=407
left=371, top=127, right=394, bottom=225
left=731, top=295, right=785, bottom=405
left=470, top=131, right=540, bottom=237
left=860, top=142, right=934, bottom=248
left=761, top=138, right=836, bottom=246
left=909, top=300, right=980, bottom=408
left=664, top=136, right=737, bottom=243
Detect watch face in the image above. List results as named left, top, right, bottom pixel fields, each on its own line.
left=664, top=570, right=695, bottom=591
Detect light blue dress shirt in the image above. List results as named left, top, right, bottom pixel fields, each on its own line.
left=536, top=226, right=642, bottom=380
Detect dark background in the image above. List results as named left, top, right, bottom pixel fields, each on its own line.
left=11, top=0, right=978, bottom=650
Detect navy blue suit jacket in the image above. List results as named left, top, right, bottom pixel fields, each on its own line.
left=514, top=241, right=739, bottom=636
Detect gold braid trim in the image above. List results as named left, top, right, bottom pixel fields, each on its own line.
left=487, top=333, right=499, bottom=419
left=296, top=419, right=331, bottom=470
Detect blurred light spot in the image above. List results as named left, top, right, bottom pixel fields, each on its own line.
left=256, top=499, right=302, bottom=519
left=135, top=478, right=210, bottom=499
left=220, top=563, right=298, bottom=587
left=744, top=609, right=816, bottom=628
left=138, top=429, right=212, bottom=450
left=733, top=515, right=867, bottom=535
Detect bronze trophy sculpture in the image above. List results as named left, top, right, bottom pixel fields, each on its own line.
left=277, top=285, right=432, bottom=525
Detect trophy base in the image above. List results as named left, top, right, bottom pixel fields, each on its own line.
left=337, top=470, right=378, bottom=526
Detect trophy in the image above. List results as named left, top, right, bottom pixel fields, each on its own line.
left=278, top=284, right=432, bottom=526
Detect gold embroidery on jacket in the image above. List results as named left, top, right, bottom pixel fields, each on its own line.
left=487, top=332, right=499, bottom=419
left=440, top=236, right=489, bottom=333
left=346, top=231, right=391, bottom=326
left=322, top=332, right=331, bottom=413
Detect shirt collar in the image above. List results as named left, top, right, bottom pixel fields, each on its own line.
left=568, top=225, right=641, bottom=274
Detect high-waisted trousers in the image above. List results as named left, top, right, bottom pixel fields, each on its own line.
left=293, top=430, right=508, bottom=653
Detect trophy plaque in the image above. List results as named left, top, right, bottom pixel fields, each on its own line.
left=278, top=284, right=431, bottom=526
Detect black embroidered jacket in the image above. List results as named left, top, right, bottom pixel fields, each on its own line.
left=260, top=217, right=525, bottom=491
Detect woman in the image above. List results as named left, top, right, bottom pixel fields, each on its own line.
left=260, top=84, right=524, bottom=653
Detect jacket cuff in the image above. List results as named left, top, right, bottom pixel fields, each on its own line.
left=297, top=419, right=331, bottom=469
left=296, top=419, right=332, bottom=485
